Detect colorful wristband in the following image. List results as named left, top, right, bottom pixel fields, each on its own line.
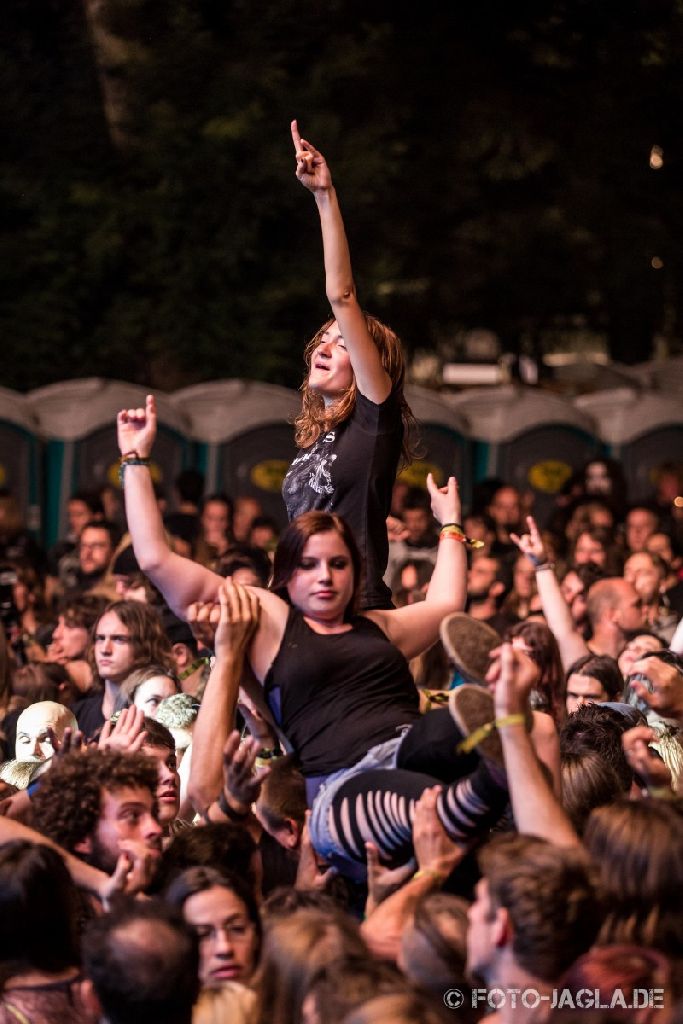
left=118, top=454, right=151, bottom=485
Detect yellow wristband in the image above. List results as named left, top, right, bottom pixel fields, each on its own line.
left=439, top=525, right=484, bottom=549
left=440, top=531, right=468, bottom=544
left=496, top=713, right=527, bottom=729
left=413, top=868, right=447, bottom=883
left=456, top=713, right=527, bottom=754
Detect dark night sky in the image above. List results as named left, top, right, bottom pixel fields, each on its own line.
left=2, top=0, right=682, bottom=389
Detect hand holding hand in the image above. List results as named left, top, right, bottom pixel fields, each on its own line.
left=510, top=515, right=547, bottom=565
left=187, top=601, right=220, bottom=651
left=214, top=582, right=261, bottom=664
left=426, top=474, right=461, bottom=527
left=117, top=394, right=157, bottom=459
left=291, top=120, right=332, bottom=193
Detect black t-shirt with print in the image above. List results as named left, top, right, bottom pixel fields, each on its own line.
left=282, top=391, right=403, bottom=609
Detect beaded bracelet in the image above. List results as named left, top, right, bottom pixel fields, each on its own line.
left=118, top=452, right=151, bottom=485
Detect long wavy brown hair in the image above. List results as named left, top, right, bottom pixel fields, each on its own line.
left=293, top=314, right=418, bottom=465
left=583, top=798, right=683, bottom=960
left=87, top=599, right=175, bottom=683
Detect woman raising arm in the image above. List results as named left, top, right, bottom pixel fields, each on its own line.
left=284, top=122, right=416, bottom=610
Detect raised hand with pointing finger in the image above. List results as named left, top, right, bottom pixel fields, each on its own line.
left=291, top=119, right=332, bottom=193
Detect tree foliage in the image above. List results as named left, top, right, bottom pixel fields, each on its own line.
left=1, top=0, right=682, bottom=391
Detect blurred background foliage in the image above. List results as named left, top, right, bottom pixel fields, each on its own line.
left=1, top=0, right=682, bottom=390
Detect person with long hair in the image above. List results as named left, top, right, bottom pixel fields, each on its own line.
left=504, top=619, right=565, bottom=721
left=0, top=840, right=95, bottom=1024
left=282, top=121, right=417, bottom=610
left=563, top=653, right=624, bottom=718
left=254, top=908, right=368, bottom=1024
left=165, top=867, right=261, bottom=991
left=115, top=430, right=515, bottom=877
left=113, top=663, right=180, bottom=718
left=74, top=599, right=175, bottom=738
left=583, top=798, right=683, bottom=967
left=117, top=124, right=416, bottom=611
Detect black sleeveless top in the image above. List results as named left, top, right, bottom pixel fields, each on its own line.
left=264, top=607, right=420, bottom=777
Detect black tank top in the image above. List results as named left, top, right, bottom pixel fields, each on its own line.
left=264, top=607, right=421, bottom=776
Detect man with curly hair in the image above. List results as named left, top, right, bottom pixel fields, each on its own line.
left=31, top=749, right=163, bottom=878
left=74, top=599, right=174, bottom=739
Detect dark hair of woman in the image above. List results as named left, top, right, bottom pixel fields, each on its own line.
left=504, top=619, right=565, bottom=720
left=0, top=840, right=81, bottom=990
left=271, top=511, right=363, bottom=619
left=165, top=865, right=262, bottom=959
left=295, top=314, right=418, bottom=467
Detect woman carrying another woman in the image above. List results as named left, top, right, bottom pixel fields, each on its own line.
left=117, top=403, right=515, bottom=878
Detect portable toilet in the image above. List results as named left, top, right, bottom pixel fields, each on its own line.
left=575, top=388, right=683, bottom=502
left=402, top=386, right=472, bottom=507
left=447, top=385, right=600, bottom=522
left=628, top=356, right=683, bottom=395
left=0, top=387, right=42, bottom=537
left=170, top=380, right=300, bottom=527
left=28, top=379, right=191, bottom=547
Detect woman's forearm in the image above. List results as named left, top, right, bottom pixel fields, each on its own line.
left=535, top=566, right=588, bottom=670
left=122, top=464, right=171, bottom=572
left=315, top=187, right=355, bottom=305
left=308, top=148, right=390, bottom=403
left=122, top=464, right=220, bottom=615
left=425, top=533, right=467, bottom=613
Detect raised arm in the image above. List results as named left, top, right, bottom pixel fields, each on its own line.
left=511, top=516, right=588, bottom=671
left=117, top=395, right=221, bottom=616
left=188, top=583, right=260, bottom=813
left=292, top=120, right=391, bottom=404
left=369, top=475, right=466, bottom=659
left=494, top=643, right=579, bottom=847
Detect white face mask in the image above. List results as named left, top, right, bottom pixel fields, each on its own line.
left=15, top=702, right=77, bottom=762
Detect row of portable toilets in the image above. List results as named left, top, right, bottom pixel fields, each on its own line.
left=1, top=374, right=682, bottom=548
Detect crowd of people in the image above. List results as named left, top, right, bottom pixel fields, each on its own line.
left=0, top=124, right=683, bottom=1024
